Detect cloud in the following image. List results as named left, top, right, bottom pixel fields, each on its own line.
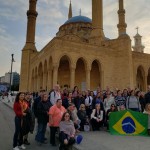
left=0, top=0, right=28, bottom=21
left=0, top=0, right=150, bottom=77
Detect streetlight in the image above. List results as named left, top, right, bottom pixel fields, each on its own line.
left=9, top=54, right=15, bottom=94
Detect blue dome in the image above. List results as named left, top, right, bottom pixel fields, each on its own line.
left=64, top=15, right=92, bottom=24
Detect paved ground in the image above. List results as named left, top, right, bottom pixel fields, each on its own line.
left=1, top=96, right=150, bottom=150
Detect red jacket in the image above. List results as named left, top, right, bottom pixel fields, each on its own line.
left=13, top=102, right=23, bottom=117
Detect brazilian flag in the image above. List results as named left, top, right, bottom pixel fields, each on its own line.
left=109, top=110, right=148, bottom=136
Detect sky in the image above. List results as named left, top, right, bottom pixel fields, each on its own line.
left=0, top=0, right=150, bottom=77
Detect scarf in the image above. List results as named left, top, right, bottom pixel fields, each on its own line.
left=59, top=120, right=75, bottom=136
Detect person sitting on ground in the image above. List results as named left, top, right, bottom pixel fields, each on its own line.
left=67, top=103, right=81, bottom=132
left=143, top=103, right=150, bottom=135
left=91, top=103, right=104, bottom=131
left=59, top=112, right=76, bottom=150
left=77, top=104, right=87, bottom=131
left=106, top=104, right=117, bottom=130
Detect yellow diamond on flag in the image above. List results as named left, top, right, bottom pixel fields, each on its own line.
left=113, top=111, right=145, bottom=135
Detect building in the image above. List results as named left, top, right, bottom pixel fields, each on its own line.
left=4, top=72, right=11, bottom=84
left=19, top=0, right=150, bottom=92
left=0, top=76, right=5, bottom=83
left=12, top=72, right=20, bottom=85
left=0, top=72, right=20, bottom=85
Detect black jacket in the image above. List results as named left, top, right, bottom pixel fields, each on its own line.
left=145, top=92, right=150, bottom=105
left=37, top=100, right=51, bottom=124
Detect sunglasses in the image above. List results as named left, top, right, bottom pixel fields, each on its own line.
left=65, top=115, right=70, bottom=117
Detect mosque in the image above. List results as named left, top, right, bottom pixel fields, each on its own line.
left=19, top=0, right=150, bottom=92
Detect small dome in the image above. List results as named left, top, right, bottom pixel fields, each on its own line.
left=64, top=15, right=92, bottom=25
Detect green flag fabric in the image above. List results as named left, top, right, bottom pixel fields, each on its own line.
left=109, top=110, right=148, bottom=136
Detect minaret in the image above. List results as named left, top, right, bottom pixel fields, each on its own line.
left=91, top=0, right=104, bottom=40
left=132, top=27, right=145, bottom=53
left=117, top=0, right=127, bottom=36
left=24, top=0, right=38, bottom=50
left=20, top=0, right=38, bottom=92
left=68, top=0, right=72, bottom=19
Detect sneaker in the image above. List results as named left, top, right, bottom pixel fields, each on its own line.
left=51, top=143, right=57, bottom=146
left=37, top=142, right=42, bottom=146
left=41, top=141, right=47, bottom=144
left=24, top=139, right=30, bottom=145
left=19, top=144, right=26, bottom=149
left=13, top=146, right=20, bottom=150
left=44, top=137, right=47, bottom=141
left=58, top=144, right=64, bottom=150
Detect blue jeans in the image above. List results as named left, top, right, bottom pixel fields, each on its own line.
left=13, top=116, right=23, bottom=148
left=35, top=123, right=47, bottom=142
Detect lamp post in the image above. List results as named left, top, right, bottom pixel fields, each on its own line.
left=9, top=54, right=15, bottom=94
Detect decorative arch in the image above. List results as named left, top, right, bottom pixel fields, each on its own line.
left=35, top=67, right=38, bottom=91
left=136, top=65, right=145, bottom=91
left=58, top=55, right=71, bottom=89
left=90, top=60, right=101, bottom=90
left=57, top=53, right=72, bottom=66
left=47, top=56, right=53, bottom=90
left=31, top=69, right=34, bottom=92
left=75, top=57, right=87, bottom=90
left=38, top=62, right=43, bottom=90
left=43, top=60, right=48, bottom=90
left=49, top=56, right=53, bottom=70
left=75, top=56, right=88, bottom=70
left=44, top=60, right=47, bottom=73
left=147, top=67, right=150, bottom=85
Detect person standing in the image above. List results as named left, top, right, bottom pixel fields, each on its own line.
left=115, top=90, right=125, bottom=111
left=49, top=99, right=66, bottom=146
left=23, top=92, right=33, bottom=145
left=126, top=90, right=141, bottom=112
left=104, top=91, right=115, bottom=112
left=85, top=90, right=93, bottom=118
left=145, top=85, right=150, bottom=105
left=13, top=92, right=28, bottom=150
left=49, top=85, right=61, bottom=106
left=33, top=89, right=46, bottom=118
left=35, top=93, right=51, bottom=145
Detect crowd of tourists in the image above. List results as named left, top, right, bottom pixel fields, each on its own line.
left=12, top=85, right=150, bottom=150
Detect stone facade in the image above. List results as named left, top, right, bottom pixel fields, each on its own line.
left=19, top=0, right=150, bottom=92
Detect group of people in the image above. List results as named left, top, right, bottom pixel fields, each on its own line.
left=12, top=84, right=150, bottom=150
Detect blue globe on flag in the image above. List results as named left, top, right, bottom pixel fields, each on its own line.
left=122, top=117, right=136, bottom=134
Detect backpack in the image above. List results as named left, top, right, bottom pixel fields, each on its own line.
left=48, top=89, right=56, bottom=105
